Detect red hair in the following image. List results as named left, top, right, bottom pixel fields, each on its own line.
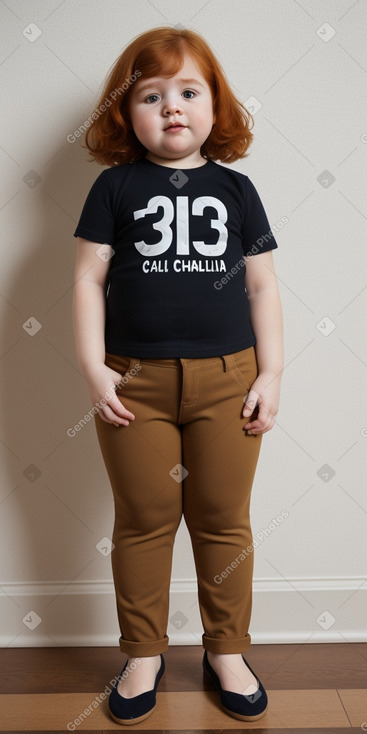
left=83, top=27, right=254, bottom=166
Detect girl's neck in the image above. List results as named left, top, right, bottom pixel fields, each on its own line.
left=145, top=152, right=208, bottom=169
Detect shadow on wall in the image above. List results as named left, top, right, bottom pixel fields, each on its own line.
left=0, top=119, right=119, bottom=644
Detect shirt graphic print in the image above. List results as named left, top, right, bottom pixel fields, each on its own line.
left=74, top=157, right=278, bottom=358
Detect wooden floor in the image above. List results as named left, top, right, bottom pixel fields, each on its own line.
left=0, top=643, right=366, bottom=732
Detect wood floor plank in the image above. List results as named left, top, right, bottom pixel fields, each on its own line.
left=0, top=730, right=363, bottom=734
left=1, top=644, right=366, bottom=732
left=1, top=643, right=366, bottom=694
left=0, top=689, right=354, bottom=730
left=337, top=688, right=367, bottom=727
left=265, top=690, right=351, bottom=728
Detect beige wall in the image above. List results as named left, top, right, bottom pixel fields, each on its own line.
left=1, top=0, right=366, bottom=647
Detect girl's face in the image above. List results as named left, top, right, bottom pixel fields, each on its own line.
left=127, top=54, right=216, bottom=167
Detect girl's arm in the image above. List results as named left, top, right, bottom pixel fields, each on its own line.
left=245, top=250, right=284, bottom=377
left=72, top=238, right=135, bottom=426
left=242, top=251, right=284, bottom=434
left=72, top=238, right=109, bottom=376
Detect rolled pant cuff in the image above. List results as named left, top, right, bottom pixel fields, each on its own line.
left=119, top=634, right=169, bottom=657
left=202, top=632, right=251, bottom=654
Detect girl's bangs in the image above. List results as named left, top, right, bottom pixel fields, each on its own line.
left=133, top=44, right=190, bottom=80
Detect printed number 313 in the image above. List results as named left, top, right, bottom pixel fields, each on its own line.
left=133, top=195, right=228, bottom=256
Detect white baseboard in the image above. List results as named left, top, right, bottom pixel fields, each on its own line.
left=1, top=577, right=366, bottom=647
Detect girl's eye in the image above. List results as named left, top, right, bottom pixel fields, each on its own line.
left=144, top=90, right=196, bottom=103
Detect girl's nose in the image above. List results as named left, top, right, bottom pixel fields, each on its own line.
left=163, top=98, right=183, bottom=116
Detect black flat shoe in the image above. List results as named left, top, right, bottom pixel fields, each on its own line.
left=203, top=649, right=268, bottom=721
left=109, top=653, right=165, bottom=725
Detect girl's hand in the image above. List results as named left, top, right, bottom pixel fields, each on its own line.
left=84, top=364, right=136, bottom=427
left=242, top=373, right=281, bottom=435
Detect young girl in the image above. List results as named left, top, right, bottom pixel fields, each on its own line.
left=72, top=26, right=283, bottom=726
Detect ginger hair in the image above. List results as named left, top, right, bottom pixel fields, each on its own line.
left=83, top=26, right=254, bottom=166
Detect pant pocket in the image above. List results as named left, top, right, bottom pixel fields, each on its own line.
left=223, top=347, right=258, bottom=392
left=104, top=353, right=137, bottom=390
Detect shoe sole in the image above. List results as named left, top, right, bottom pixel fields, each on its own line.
left=109, top=703, right=156, bottom=726
left=222, top=702, right=268, bottom=722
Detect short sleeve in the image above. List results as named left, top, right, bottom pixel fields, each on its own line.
left=242, top=177, right=278, bottom=256
left=73, top=170, right=115, bottom=244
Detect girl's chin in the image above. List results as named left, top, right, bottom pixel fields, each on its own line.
left=151, top=145, right=195, bottom=158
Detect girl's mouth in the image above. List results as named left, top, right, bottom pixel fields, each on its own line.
left=164, top=125, right=186, bottom=133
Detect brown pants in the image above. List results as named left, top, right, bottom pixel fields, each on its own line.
left=94, top=346, right=263, bottom=657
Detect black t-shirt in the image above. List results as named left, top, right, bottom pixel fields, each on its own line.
left=73, top=157, right=278, bottom=358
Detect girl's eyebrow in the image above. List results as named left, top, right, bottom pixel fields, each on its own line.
left=136, top=78, right=205, bottom=93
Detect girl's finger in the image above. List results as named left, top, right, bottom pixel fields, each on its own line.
left=108, top=394, right=136, bottom=420
left=242, top=390, right=260, bottom=416
left=100, top=403, right=131, bottom=426
left=245, top=416, right=275, bottom=434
